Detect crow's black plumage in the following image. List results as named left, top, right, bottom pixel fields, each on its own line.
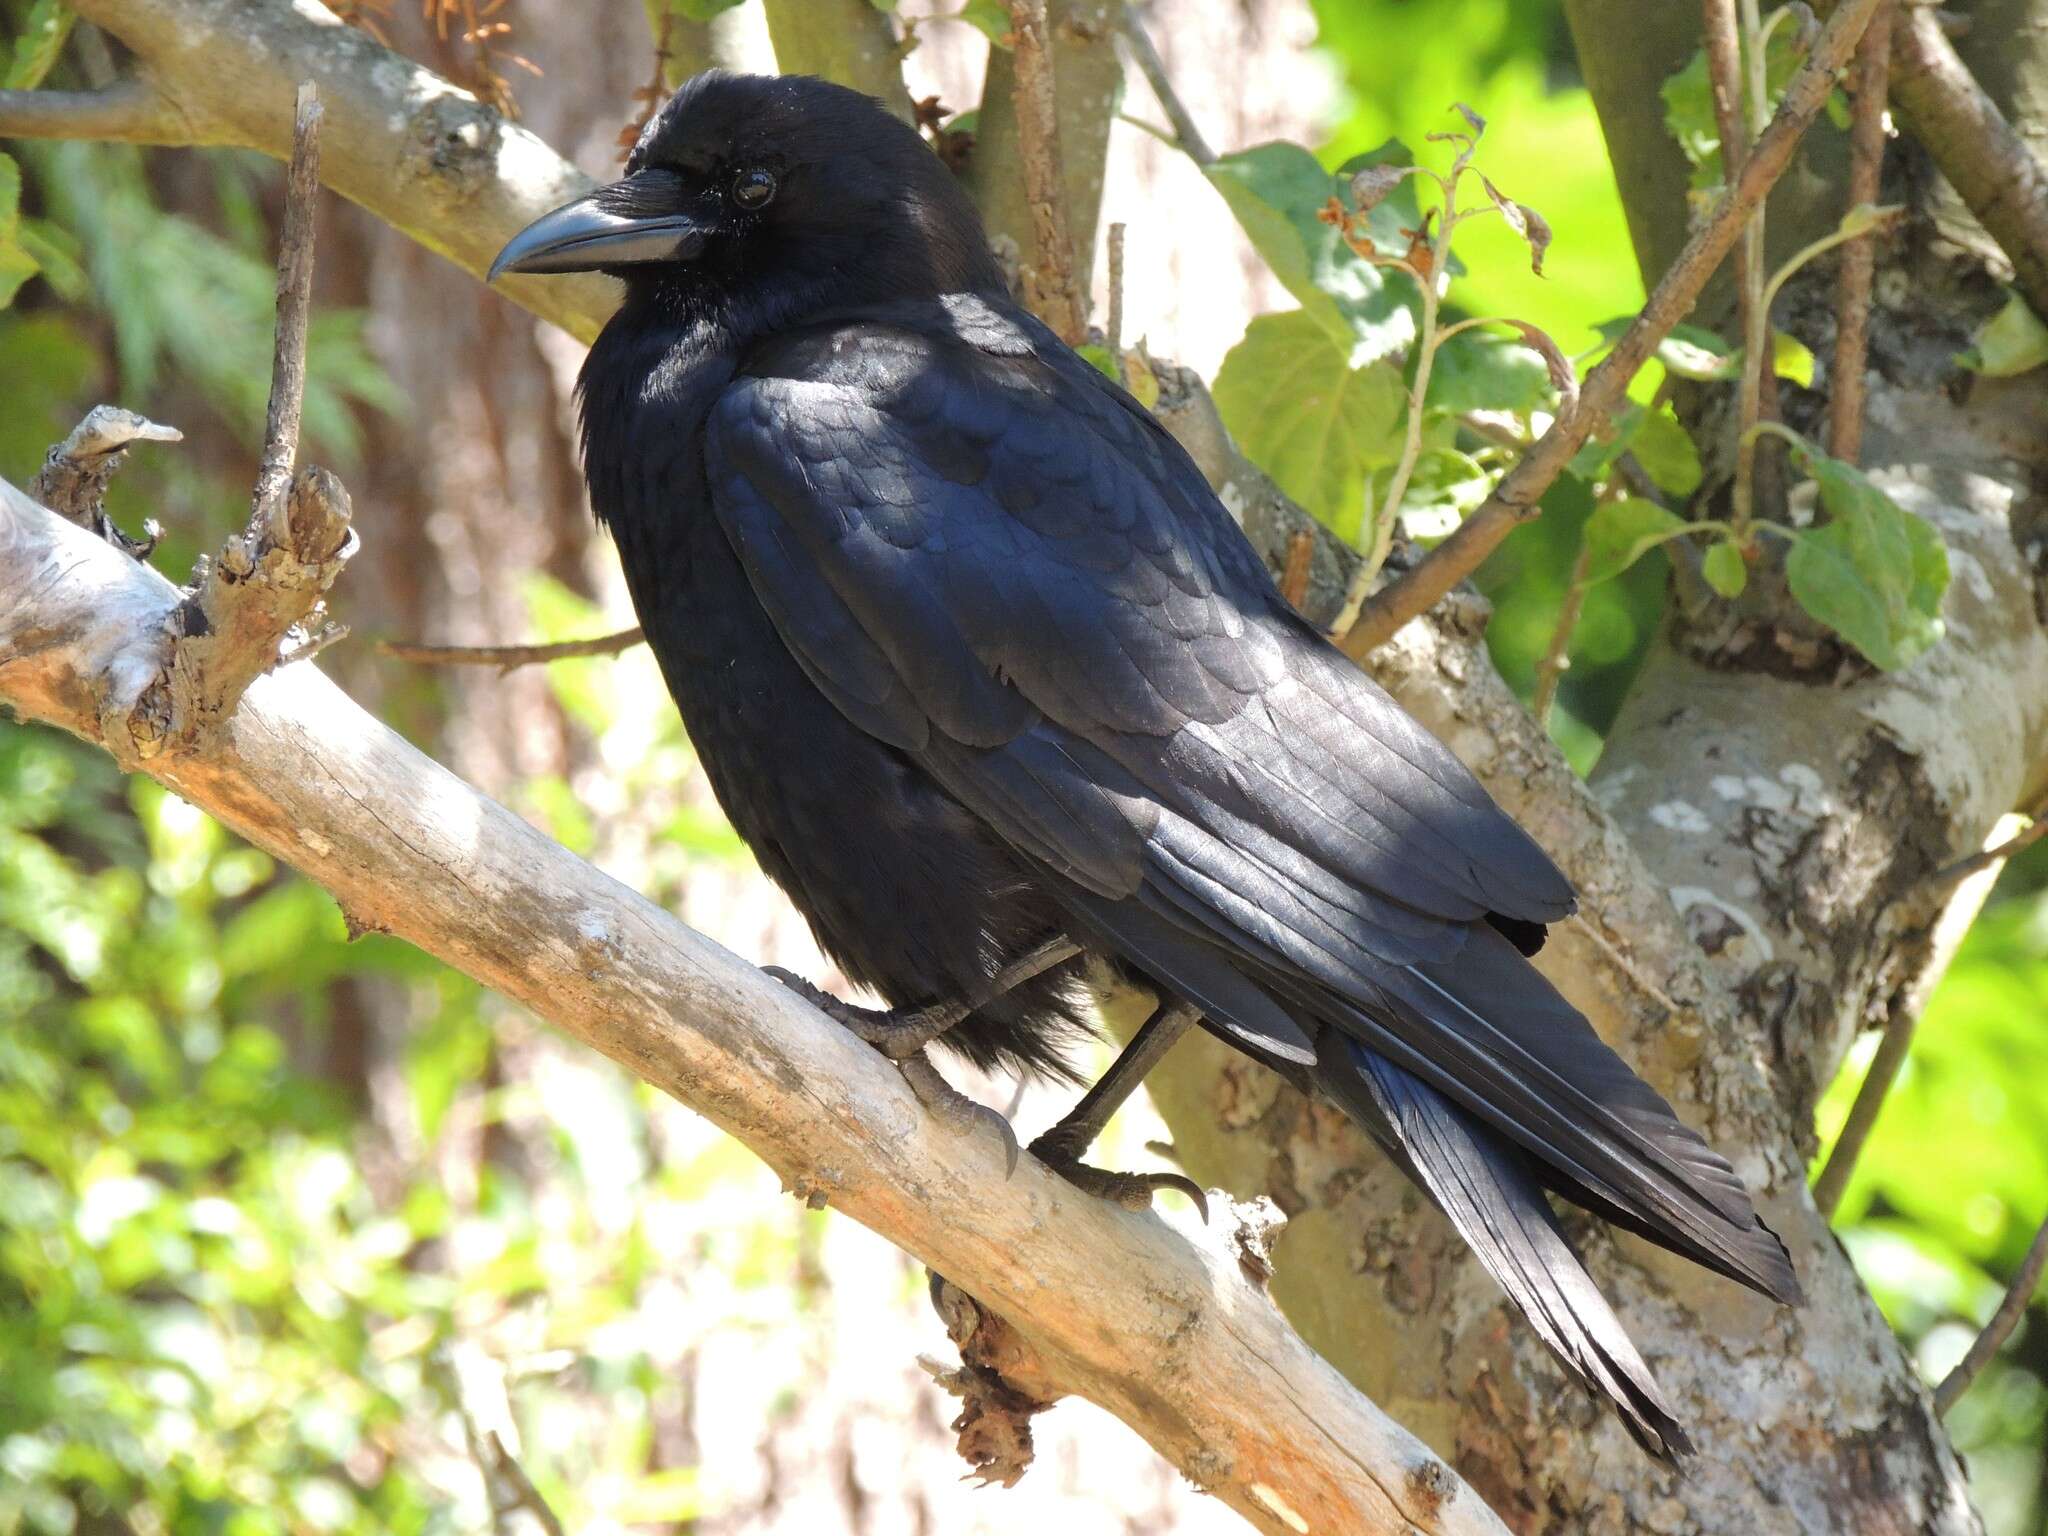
left=493, top=69, right=1799, bottom=1460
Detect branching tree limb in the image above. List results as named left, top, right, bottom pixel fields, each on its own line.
left=1934, top=1214, right=2048, bottom=1416
left=1886, top=0, right=2048, bottom=320
left=0, top=472, right=1507, bottom=1536
left=0, top=0, right=620, bottom=341
left=1338, top=0, right=1886, bottom=657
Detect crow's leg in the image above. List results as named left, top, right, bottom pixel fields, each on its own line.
left=762, top=935, right=1085, bottom=1174
left=764, top=934, right=1082, bottom=1058
left=1030, top=998, right=1208, bottom=1219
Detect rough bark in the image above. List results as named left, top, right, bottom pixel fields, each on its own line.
left=760, top=0, right=917, bottom=124
left=1135, top=7, right=2048, bottom=1530
left=0, top=0, right=617, bottom=342
left=0, top=474, right=1508, bottom=1536
left=963, top=0, right=1119, bottom=306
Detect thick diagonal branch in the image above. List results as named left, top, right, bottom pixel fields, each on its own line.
left=0, top=477, right=1507, bottom=1536
left=1886, top=2, right=2048, bottom=321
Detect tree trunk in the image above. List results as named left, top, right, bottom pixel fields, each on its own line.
left=1128, top=8, right=2048, bottom=1531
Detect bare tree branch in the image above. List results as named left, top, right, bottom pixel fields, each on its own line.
left=2, top=0, right=621, bottom=342
left=0, top=76, right=182, bottom=140
left=1117, top=4, right=1214, bottom=166
left=1338, top=0, right=1889, bottom=658
left=29, top=404, right=180, bottom=554
left=1006, top=0, right=1087, bottom=344
left=1887, top=1, right=2048, bottom=322
left=252, top=82, right=323, bottom=525
left=1810, top=809, right=2026, bottom=1218
left=378, top=628, right=646, bottom=671
left=1934, top=1213, right=2048, bottom=1416
left=1828, top=0, right=1892, bottom=463
left=0, top=470, right=1511, bottom=1536
left=446, top=1342, right=567, bottom=1536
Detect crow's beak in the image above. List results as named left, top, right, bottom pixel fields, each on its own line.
left=488, top=178, right=708, bottom=281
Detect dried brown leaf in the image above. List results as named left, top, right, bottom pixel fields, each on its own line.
left=1479, top=173, right=1552, bottom=276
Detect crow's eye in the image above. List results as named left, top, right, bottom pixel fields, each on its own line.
left=732, top=169, right=777, bottom=210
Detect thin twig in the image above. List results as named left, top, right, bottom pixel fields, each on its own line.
left=1117, top=4, right=1215, bottom=166
left=1532, top=544, right=1591, bottom=726
left=1702, top=0, right=1759, bottom=352
left=124, top=84, right=356, bottom=761
left=1809, top=997, right=1916, bottom=1219
left=377, top=627, right=646, bottom=671
left=1888, top=2, right=2048, bottom=321
left=1007, top=0, right=1086, bottom=344
left=448, top=1342, right=566, bottom=1536
left=253, top=82, right=324, bottom=529
left=1812, top=810, right=2031, bottom=1217
left=1828, top=1, right=1893, bottom=463
left=1933, top=1213, right=2048, bottom=1416
left=1278, top=529, right=1315, bottom=611
left=0, top=77, right=180, bottom=141
left=1926, top=813, right=2048, bottom=891
left=1729, top=0, right=1772, bottom=540
left=1107, top=220, right=1127, bottom=386
left=1338, top=0, right=1888, bottom=659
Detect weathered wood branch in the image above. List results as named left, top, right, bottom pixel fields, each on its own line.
left=0, top=475, right=1507, bottom=1536
left=1886, top=0, right=2048, bottom=321
left=967, top=0, right=1119, bottom=318
left=1003, top=0, right=1088, bottom=343
left=0, top=0, right=619, bottom=342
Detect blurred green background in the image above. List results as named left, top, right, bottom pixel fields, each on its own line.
left=2, top=0, right=2043, bottom=1531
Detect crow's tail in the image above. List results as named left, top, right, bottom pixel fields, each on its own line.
left=1320, top=1043, right=1695, bottom=1462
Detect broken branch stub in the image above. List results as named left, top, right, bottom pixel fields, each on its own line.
left=134, top=465, right=357, bottom=760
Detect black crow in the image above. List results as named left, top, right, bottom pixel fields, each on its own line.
left=492, top=70, right=1798, bottom=1460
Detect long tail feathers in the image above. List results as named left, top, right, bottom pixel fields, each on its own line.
left=1322, top=1043, right=1696, bottom=1462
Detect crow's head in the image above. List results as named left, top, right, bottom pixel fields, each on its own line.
left=491, top=71, right=1007, bottom=321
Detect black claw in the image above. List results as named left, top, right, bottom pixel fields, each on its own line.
left=1030, top=1142, right=1210, bottom=1220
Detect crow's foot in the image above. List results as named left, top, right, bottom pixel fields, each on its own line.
left=762, top=966, right=1021, bottom=1174
left=761, top=966, right=967, bottom=1059
left=1028, top=1133, right=1209, bottom=1222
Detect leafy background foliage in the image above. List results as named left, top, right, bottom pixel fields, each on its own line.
left=2, top=0, right=2046, bottom=1531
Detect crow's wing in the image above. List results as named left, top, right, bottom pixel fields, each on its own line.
left=703, top=295, right=1793, bottom=1301
left=707, top=295, right=1572, bottom=926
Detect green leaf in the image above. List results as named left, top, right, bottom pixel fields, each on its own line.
left=1427, top=329, right=1552, bottom=414
left=1074, top=343, right=1158, bottom=408
left=1211, top=310, right=1406, bottom=541
left=1772, top=329, right=1816, bottom=388
left=1956, top=290, right=2048, bottom=378
left=1588, top=317, right=1737, bottom=381
left=1784, top=452, right=1950, bottom=669
left=956, top=0, right=1012, bottom=43
left=1658, top=323, right=1740, bottom=381
left=16, top=218, right=84, bottom=301
left=4, top=0, right=74, bottom=92
left=1389, top=447, right=1491, bottom=538
left=1630, top=406, right=1702, bottom=498
left=1661, top=30, right=1821, bottom=191
left=669, top=0, right=749, bottom=19
left=1581, top=497, right=1689, bottom=584
left=1703, top=538, right=1748, bottom=597
left=1204, top=140, right=1419, bottom=365
left=0, top=153, right=39, bottom=310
